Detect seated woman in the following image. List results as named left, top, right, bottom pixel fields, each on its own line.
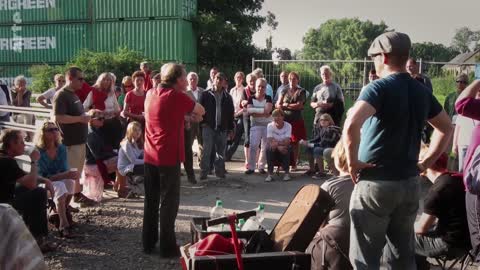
left=82, top=110, right=128, bottom=200
left=118, top=121, right=144, bottom=196
left=415, top=145, right=470, bottom=270
left=306, top=139, right=354, bottom=270
left=35, top=121, right=77, bottom=238
left=300, top=113, right=341, bottom=178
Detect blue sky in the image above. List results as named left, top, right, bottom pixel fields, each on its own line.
left=252, top=0, right=480, bottom=51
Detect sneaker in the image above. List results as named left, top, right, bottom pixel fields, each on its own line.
left=73, top=193, right=97, bottom=207
left=258, top=168, right=266, bottom=174
left=282, top=174, right=291, bottom=181
left=265, top=175, right=274, bottom=182
left=244, top=169, right=254, bottom=175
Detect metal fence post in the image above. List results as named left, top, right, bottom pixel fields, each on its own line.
left=419, top=58, right=423, bottom=75
left=251, top=58, right=255, bottom=73
left=363, top=57, right=368, bottom=85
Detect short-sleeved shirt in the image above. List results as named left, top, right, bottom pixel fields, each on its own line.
left=144, top=88, right=195, bottom=166
left=41, top=88, right=57, bottom=103
left=444, top=91, right=460, bottom=123
left=267, top=121, right=292, bottom=143
left=311, top=82, right=344, bottom=122
left=53, top=87, right=88, bottom=146
left=320, top=175, right=354, bottom=228
left=75, top=82, right=93, bottom=103
left=248, top=95, right=273, bottom=127
left=282, top=88, right=306, bottom=122
left=357, top=73, right=443, bottom=180
left=37, top=144, right=68, bottom=178
left=424, top=174, right=470, bottom=247
left=456, top=115, right=476, bottom=146
left=124, top=91, right=145, bottom=115
left=0, top=152, right=26, bottom=204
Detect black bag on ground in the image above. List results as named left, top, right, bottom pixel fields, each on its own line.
left=245, top=230, right=274, bottom=253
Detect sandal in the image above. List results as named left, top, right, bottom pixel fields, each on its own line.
left=59, top=227, right=76, bottom=239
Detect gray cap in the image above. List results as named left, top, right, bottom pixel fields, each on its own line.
left=368, top=32, right=411, bottom=57
left=456, top=73, right=469, bottom=82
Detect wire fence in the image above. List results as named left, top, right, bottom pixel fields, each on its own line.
left=252, top=59, right=477, bottom=102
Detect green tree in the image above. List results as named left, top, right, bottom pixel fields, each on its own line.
left=196, top=0, right=266, bottom=70
left=451, top=27, right=480, bottom=53
left=410, top=42, right=459, bottom=62
left=301, top=18, right=389, bottom=60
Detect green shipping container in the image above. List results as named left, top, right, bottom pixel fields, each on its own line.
left=0, top=0, right=91, bottom=25
left=0, top=65, right=31, bottom=87
left=93, top=19, right=196, bottom=64
left=94, top=0, right=196, bottom=21
left=0, top=23, right=90, bottom=64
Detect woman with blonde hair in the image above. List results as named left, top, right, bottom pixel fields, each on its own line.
left=84, top=72, right=123, bottom=148
left=226, top=71, right=246, bottom=161
left=35, top=121, right=77, bottom=238
left=301, top=113, right=341, bottom=177
left=118, top=121, right=145, bottom=196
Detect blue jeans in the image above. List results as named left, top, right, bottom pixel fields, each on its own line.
left=200, top=127, right=227, bottom=177
left=349, top=178, right=420, bottom=270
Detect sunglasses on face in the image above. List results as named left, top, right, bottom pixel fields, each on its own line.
left=45, top=127, right=59, bottom=132
left=77, top=77, right=85, bottom=81
left=456, top=81, right=467, bottom=84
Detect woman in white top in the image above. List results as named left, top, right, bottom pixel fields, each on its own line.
left=84, top=72, right=123, bottom=148
left=226, top=71, right=246, bottom=161
left=245, top=78, right=273, bottom=174
left=37, top=74, right=65, bottom=109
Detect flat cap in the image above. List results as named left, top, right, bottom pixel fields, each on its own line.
left=368, top=31, right=411, bottom=57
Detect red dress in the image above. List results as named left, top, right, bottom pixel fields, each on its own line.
left=124, top=90, right=145, bottom=115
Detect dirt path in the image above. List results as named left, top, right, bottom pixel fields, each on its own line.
left=44, top=158, right=473, bottom=269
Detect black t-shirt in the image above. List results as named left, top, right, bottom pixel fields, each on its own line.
left=0, top=153, right=26, bottom=203
left=424, top=174, right=470, bottom=248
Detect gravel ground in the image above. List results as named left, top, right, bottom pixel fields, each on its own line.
left=43, top=158, right=476, bottom=270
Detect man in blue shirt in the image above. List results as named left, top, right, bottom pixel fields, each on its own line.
left=343, top=32, right=453, bottom=269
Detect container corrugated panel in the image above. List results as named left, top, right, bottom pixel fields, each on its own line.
left=94, top=0, right=196, bottom=20
left=0, top=65, right=31, bottom=87
left=0, top=0, right=90, bottom=25
left=0, top=23, right=90, bottom=64
left=93, top=19, right=196, bottom=64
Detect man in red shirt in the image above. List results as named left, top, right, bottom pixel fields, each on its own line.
left=141, top=61, right=153, bottom=91
left=143, top=63, right=205, bottom=257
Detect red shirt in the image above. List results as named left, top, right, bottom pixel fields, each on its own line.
left=144, top=87, right=195, bottom=166
left=124, top=90, right=145, bottom=115
left=75, top=82, right=93, bottom=103
left=144, top=71, right=153, bottom=91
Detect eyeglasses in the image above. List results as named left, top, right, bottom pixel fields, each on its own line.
left=456, top=81, right=467, bottom=84
left=45, top=127, right=59, bottom=132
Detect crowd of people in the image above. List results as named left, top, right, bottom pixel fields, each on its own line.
left=1, top=30, right=480, bottom=270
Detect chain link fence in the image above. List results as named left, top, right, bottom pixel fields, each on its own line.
left=252, top=58, right=477, bottom=132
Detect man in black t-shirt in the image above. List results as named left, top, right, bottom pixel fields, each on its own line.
left=0, top=129, right=55, bottom=252
left=414, top=149, right=470, bottom=269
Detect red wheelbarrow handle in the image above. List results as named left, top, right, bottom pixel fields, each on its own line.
left=227, top=214, right=244, bottom=270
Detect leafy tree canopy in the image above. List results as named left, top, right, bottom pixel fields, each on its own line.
left=196, top=0, right=266, bottom=69
left=410, top=42, right=459, bottom=62
left=301, top=18, right=389, bottom=60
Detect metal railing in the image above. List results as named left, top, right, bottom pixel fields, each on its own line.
left=251, top=58, right=477, bottom=101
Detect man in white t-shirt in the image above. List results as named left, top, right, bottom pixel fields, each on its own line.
left=266, top=109, right=292, bottom=182
left=453, top=114, right=476, bottom=172
left=37, top=74, right=65, bottom=108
